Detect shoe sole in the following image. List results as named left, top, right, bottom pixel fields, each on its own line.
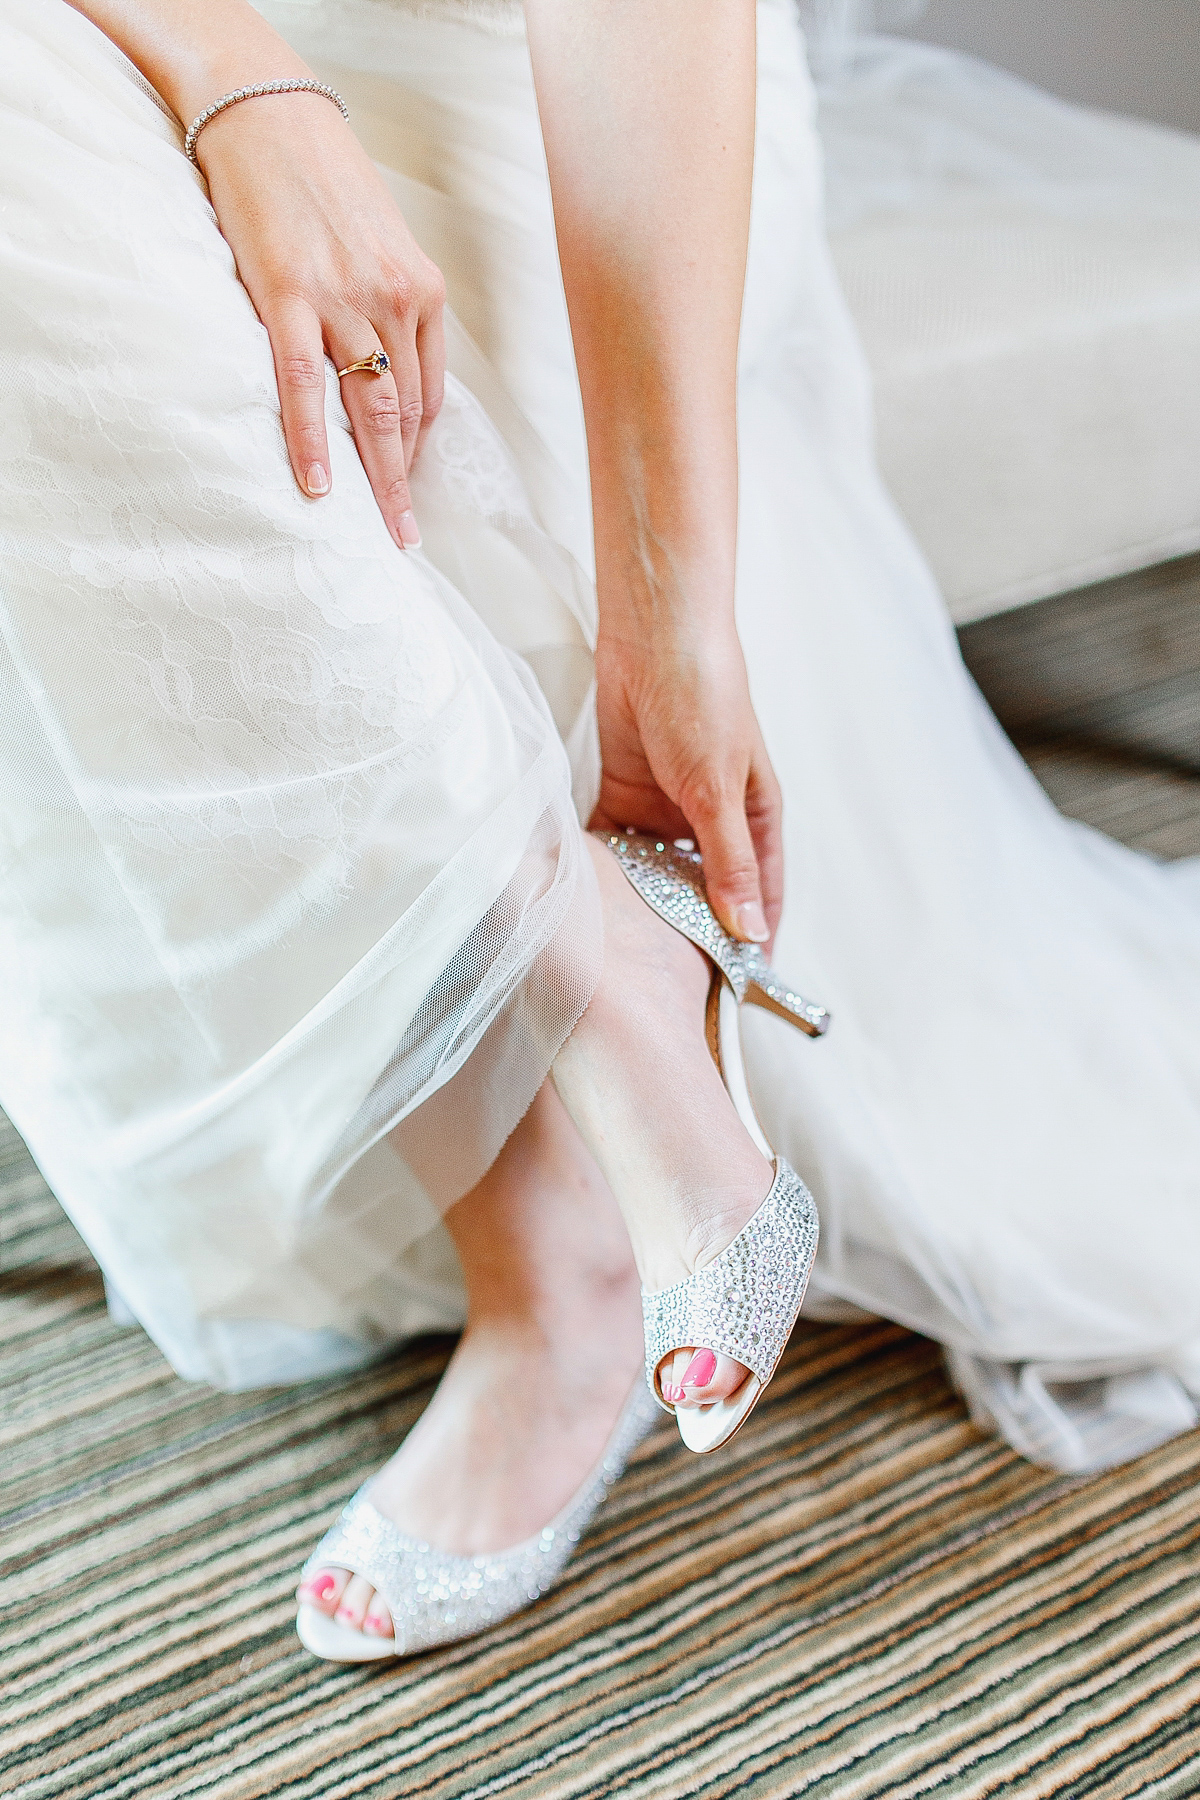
left=296, top=1602, right=399, bottom=1662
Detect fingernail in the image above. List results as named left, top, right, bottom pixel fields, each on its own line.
left=396, top=509, right=421, bottom=548
left=305, top=464, right=330, bottom=496
left=681, top=1349, right=717, bottom=1389
left=734, top=901, right=770, bottom=943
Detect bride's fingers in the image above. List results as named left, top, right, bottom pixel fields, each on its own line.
left=379, top=326, right=425, bottom=476
left=264, top=294, right=334, bottom=501
left=686, top=770, right=771, bottom=945
left=332, top=320, right=421, bottom=549
left=413, top=307, right=446, bottom=466
left=745, top=745, right=785, bottom=944
left=375, top=258, right=445, bottom=476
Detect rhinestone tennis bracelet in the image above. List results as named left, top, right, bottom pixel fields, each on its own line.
left=184, top=80, right=349, bottom=165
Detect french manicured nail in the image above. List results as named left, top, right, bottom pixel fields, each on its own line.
left=681, top=1349, right=717, bottom=1390
left=734, top=901, right=770, bottom=943
left=396, top=509, right=421, bottom=548
left=305, top=464, right=330, bottom=496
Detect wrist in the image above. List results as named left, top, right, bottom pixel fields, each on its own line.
left=587, top=432, right=739, bottom=637
left=594, top=593, right=741, bottom=666
left=189, top=82, right=350, bottom=182
left=78, top=0, right=314, bottom=128
left=177, top=48, right=315, bottom=135
left=593, top=529, right=738, bottom=646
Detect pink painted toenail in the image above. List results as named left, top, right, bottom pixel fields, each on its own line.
left=365, top=1614, right=389, bottom=1635
left=682, top=1349, right=717, bottom=1389
left=307, top=1573, right=336, bottom=1600
left=336, top=1606, right=357, bottom=1621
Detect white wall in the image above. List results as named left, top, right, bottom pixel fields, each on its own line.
left=900, top=0, right=1200, bottom=135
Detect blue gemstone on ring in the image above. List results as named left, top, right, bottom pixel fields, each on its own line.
left=369, top=350, right=390, bottom=374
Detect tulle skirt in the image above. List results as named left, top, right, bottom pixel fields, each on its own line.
left=3, top=0, right=1200, bottom=1470
left=0, top=0, right=602, bottom=1386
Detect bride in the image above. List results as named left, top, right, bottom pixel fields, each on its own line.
left=3, top=0, right=1199, bottom=1659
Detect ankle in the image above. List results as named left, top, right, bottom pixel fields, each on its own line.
left=466, top=1261, right=639, bottom=1348
left=681, top=1173, right=774, bottom=1272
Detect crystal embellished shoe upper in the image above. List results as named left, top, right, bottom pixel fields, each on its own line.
left=641, top=1157, right=819, bottom=1408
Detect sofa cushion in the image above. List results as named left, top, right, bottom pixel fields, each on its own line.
left=819, top=38, right=1200, bottom=624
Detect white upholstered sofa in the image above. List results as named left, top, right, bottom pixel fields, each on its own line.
left=816, top=34, right=1200, bottom=625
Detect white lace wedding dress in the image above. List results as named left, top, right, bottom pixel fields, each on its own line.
left=3, top=0, right=1199, bottom=1472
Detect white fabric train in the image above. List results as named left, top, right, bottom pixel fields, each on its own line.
left=2, top=0, right=1199, bottom=1471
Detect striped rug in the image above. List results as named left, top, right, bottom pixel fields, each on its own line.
left=5, top=1106, right=1200, bottom=1799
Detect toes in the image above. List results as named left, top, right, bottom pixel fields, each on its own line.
left=336, top=1573, right=376, bottom=1631
left=659, top=1347, right=694, bottom=1405
left=298, top=1568, right=392, bottom=1637
left=658, top=1346, right=749, bottom=1408
left=685, top=1350, right=749, bottom=1404
left=362, top=1602, right=395, bottom=1639
left=297, top=1566, right=350, bottom=1616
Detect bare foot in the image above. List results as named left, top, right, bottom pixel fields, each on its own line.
left=553, top=837, right=775, bottom=1414
left=297, top=1084, right=642, bottom=1639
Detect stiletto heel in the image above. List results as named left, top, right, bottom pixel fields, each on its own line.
left=596, top=830, right=828, bottom=1454
left=296, top=1382, right=658, bottom=1661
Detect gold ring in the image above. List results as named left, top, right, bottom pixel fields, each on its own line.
left=336, top=350, right=391, bottom=378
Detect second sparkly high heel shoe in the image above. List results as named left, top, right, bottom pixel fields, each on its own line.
left=597, top=830, right=828, bottom=1454
left=296, top=1381, right=659, bottom=1662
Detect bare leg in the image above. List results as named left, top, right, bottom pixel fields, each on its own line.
left=298, top=834, right=773, bottom=1636
left=297, top=1080, right=642, bottom=1637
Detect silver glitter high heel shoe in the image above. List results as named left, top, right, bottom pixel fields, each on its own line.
left=295, top=1382, right=659, bottom=1662
left=597, top=830, right=827, bottom=1455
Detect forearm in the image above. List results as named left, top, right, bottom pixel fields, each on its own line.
left=64, top=0, right=312, bottom=128
left=524, top=0, right=756, bottom=639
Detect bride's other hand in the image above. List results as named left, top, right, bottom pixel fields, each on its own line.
left=593, top=624, right=783, bottom=948
left=196, top=101, right=445, bottom=549
left=66, top=0, right=445, bottom=551
left=525, top=0, right=780, bottom=941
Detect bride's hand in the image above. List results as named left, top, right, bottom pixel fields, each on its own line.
left=194, top=92, right=445, bottom=548
left=592, top=624, right=784, bottom=947
left=65, top=2, right=444, bottom=543
left=525, top=0, right=769, bottom=941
